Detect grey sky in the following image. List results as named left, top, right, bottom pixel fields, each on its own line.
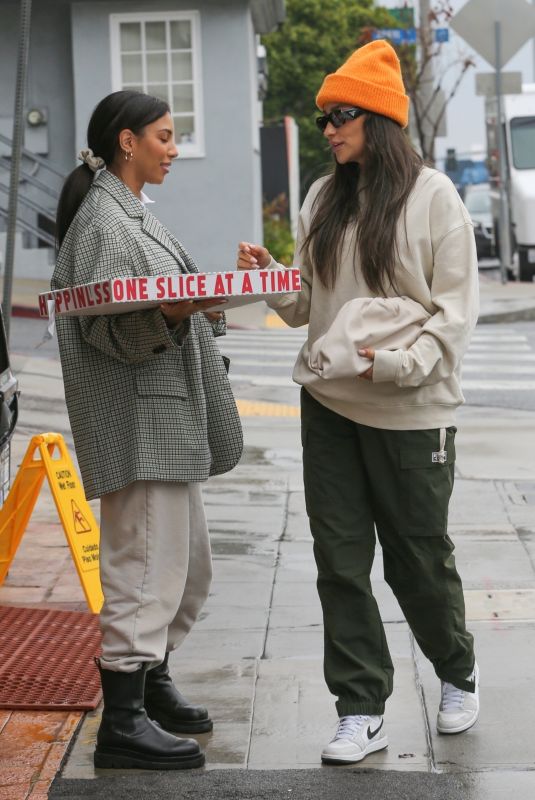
left=377, top=0, right=535, bottom=161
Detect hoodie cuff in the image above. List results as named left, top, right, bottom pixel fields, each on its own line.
left=373, top=349, right=401, bottom=383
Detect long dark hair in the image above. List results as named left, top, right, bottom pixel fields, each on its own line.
left=304, top=114, right=423, bottom=295
left=56, top=90, right=169, bottom=247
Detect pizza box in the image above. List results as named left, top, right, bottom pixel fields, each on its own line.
left=38, top=268, right=301, bottom=318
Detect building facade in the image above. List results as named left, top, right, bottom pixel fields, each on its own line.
left=0, top=0, right=285, bottom=277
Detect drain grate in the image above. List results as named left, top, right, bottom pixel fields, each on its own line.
left=0, top=606, right=102, bottom=710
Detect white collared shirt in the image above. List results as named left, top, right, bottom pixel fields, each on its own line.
left=140, top=190, right=155, bottom=206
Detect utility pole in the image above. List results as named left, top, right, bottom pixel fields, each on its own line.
left=418, top=0, right=436, bottom=160
left=494, top=19, right=513, bottom=284
left=2, top=0, right=32, bottom=343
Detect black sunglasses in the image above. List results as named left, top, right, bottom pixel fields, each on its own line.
left=315, top=107, right=366, bottom=132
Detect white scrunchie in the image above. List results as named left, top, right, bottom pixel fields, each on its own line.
left=78, top=148, right=105, bottom=173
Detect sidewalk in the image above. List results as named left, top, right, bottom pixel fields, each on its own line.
left=3, top=271, right=535, bottom=325
left=1, top=275, right=535, bottom=798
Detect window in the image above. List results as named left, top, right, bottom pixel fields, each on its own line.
left=510, top=117, right=535, bottom=170
left=110, top=11, right=204, bottom=157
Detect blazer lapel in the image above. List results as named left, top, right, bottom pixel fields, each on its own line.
left=141, top=211, right=189, bottom=272
left=93, top=170, right=195, bottom=274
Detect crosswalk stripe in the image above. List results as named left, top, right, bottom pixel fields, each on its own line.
left=229, top=374, right=297, bottom=387
left=229, top=374, right=535, bottom=390
left=221, top=347, right=303, bottom=357
left=471, top=335, right=527, bottom=342
left=467, top=344, right=532, bottom=352
left=462, top=364, right=535, bottom=375
left=226, top=359, right=295, bottom=367
left=462, top=380, right=535, bottom=390
left=464, top=353, right=535, bottom=361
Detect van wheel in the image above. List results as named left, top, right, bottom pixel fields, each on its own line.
left=519, top=250, right=535, bottom=282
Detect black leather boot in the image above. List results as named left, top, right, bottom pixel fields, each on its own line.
left=94, top=659, right=204, bottom=770
left=145, top=653, right=213, bottom=734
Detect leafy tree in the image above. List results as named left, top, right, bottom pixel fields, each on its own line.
left=263, top=0, right=474, bottom=185
left=382, top=2, right=475, bottom=165
left=262, top=0, right=393, bottom=197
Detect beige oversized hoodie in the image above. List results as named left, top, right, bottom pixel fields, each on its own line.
left=267, top=166, right=479, bottom=430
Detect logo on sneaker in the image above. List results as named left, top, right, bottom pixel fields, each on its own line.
left=367, top=720, right=383, bottom=740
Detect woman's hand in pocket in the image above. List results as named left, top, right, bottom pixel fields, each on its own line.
left=358, top=348, right=375, bottom=381
left=237, top=241, right=271, bottom=270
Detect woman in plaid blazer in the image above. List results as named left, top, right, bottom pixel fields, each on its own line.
left=53, top=91, right=243, bottom=771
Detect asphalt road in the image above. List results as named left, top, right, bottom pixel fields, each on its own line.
left=8, top=316, right=535, bottom=415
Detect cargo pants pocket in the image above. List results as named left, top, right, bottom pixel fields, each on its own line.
left=398, top=427, right=456, bottom=537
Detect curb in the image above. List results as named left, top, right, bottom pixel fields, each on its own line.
left=478, top=306, right=535, bottom=324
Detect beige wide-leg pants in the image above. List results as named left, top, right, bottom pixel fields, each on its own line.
left=98, top=481, right=212, bottom=672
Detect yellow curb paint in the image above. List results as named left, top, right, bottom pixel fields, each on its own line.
left=264, top=312, right=288, bottom=329
left=236, top=399, right=300, bottom=418
left=0, top=433, right=103, bottom=613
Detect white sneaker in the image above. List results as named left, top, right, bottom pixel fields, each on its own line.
left=321, top=714, right=388, bottom=764
left=437, top=662, right=480, bottom=734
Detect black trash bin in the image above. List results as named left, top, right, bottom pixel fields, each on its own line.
left=0, top=309, right=18, bottom=505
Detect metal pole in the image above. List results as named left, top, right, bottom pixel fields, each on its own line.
left=494, top=19, right=512, bottom=284
left=419, top=0, right=435, bottom=161
left=2, top=0, right=33, bottom=343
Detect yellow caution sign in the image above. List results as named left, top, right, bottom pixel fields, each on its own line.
left=0, top=433, right=103, bottom=613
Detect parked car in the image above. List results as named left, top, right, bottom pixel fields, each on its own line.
left=463, top=183, right=496, bottom=259
left=0, top=309, right=18, bottom=505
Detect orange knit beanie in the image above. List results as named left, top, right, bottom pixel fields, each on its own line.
left=316, top=39, right=409, bottom=128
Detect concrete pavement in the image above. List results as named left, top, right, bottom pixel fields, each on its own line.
left=1, top=273, right=535, bottom=798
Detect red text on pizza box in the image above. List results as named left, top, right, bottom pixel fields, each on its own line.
left=39, top=268, right=301, bottom=317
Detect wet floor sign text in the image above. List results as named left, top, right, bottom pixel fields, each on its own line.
left=0, top=433, right=103, bottom=613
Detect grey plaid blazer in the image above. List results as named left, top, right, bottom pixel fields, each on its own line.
left=52, top=170, right=243, bottom=500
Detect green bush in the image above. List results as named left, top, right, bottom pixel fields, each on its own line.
left=263, top=194, right=295, bottom=266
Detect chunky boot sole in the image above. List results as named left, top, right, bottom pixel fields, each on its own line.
left=146, top=714, right=214, bottom=734
left=94, top=746, right=205, bottom=770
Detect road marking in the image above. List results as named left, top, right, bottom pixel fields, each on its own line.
left=236, top=399, right=300, bottom=417
left=462, top=364, right=535, bottom=375
left=471, top=334, right=527, bottom=342
left=225, top=358, right=296, bottom=368
left=230, top=374, right=297, bottom=387
left=464, top=353, right=535, bottom=362
left=221, top=347, right=303, bottom=357
left=462, top=379, right=535, bottom=390
left=230, top=375, right=535, bottom=389
left=467, top=344, right=532, bottom=352
left=265, top=312, right=289, bottom=329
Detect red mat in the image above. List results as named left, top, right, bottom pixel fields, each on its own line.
left=0, top=606, right=102, bottom=710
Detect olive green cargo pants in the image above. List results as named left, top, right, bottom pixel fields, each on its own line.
left=301, top=389, right=475, bottom=717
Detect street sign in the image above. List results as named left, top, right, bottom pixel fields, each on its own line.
left=372, top=28, right=417, bottom=45
left=372, top=27, right=449, bottom=46
left=475, top=71, right=523, bottom=96
left=389, top=7, right=414, bottom=26
left=450, top=0, right=535, bottom=68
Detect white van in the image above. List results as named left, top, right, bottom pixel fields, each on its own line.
left=485, top=85, right=535, bottom=281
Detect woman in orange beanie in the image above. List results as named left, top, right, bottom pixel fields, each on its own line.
left=237, top=39, right=479, bottom=765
